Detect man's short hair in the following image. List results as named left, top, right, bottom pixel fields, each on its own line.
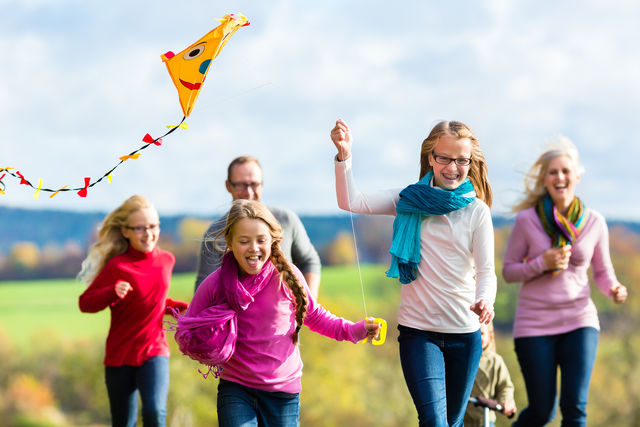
left=227, top=155, right=262, bottom=181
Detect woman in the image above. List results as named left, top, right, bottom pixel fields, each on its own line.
left=78, top=195, right=187, bottom=427
left=503, top=136, right=627, bottom=426
left=330, top=118, right=496, bottom=426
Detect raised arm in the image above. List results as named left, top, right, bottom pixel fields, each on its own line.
left=331, top=119, right=399, bottom=215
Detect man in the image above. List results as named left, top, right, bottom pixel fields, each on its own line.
left=194, top=155, right=321, bottom=299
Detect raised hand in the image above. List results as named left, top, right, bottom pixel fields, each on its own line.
left=330, top=118, right=352, bottom=161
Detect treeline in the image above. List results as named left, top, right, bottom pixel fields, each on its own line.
left=1, top=204, right=638, bottom=286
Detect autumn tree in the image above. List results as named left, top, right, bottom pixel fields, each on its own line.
left=323, top=232, right=357, bottom=266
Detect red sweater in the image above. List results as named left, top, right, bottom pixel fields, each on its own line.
left=79, top=247, right=187, bottom=366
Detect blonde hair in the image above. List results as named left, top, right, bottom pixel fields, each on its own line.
left=77, top=195, right=154, bottom=284
left=481, top=322, right=496, bottom=353
left=419, top=121, right=493, bottom=207
left=512, top=135, right=584, bottom=213
left=223, top=199, right=308, bottom=344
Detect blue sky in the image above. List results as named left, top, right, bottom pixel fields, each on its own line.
left=1, top=1, right=639, bottom=220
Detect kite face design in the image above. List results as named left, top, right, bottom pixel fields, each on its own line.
left=162, top=13, right=249, bottom=117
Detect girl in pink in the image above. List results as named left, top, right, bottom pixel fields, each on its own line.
left=78, top=195, right=187, bottom=427
left=177, top=199, right=381, bottom=426
left=503, top=137, right=627, bottom=426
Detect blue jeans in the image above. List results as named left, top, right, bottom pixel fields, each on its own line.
left=513, top=327, right=599, bottom=427
left=217, top=379, right=300, bottom=427
left=104, top=356, right=169, bottom=427
left=398, top=325, right=482, bottom=427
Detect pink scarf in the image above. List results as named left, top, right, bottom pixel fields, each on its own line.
left=173, top=251, right=277, bottom=377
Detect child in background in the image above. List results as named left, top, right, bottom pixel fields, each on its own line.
left=78, top=195, right=187, bottom=427
left=176, top=199, right=381, bottom=427
left=464, top=322, right=516, bottom=426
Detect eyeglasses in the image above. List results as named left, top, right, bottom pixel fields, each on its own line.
left=229, top=181, right=262, bottom=191
left=432, top=153, right=472, bottom=166
left=125, top=223, right=160, bottom=233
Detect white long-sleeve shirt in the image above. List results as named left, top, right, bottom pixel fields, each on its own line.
left=335, top=157, right=497, bottom=333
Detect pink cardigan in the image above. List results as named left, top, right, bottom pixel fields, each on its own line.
left=186, top=257, right=368, bottom=393
left=503, top=208, right=620, bottom=338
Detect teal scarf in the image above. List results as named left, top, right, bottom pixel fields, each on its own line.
left=386, top=171, right=476, bottom=284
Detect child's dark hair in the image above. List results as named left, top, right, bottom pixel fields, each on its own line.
left=223, top=199, right=308, bottom=343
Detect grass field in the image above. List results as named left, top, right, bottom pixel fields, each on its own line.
left=0, top=265, right=401, bottom=347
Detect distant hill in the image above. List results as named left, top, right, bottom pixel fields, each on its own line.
left=0, top=207, right=355, bottom=254
left=1, top=205, right=637, bottom=256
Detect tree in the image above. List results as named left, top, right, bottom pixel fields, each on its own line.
left=6, top=241, right=40, bottom=278
left=323, top=232, right=357, bottom=265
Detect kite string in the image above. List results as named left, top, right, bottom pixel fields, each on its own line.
left=341, top=158, right=368, bottom=319
left=0, top=116, right=186, bottom=194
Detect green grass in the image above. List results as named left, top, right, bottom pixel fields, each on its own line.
left=0, top=265, right=401, bottom=348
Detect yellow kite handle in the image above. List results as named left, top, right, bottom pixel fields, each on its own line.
left=363, top=317, right=387, bottom=346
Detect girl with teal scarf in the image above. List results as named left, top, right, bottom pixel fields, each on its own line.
left=330, top=118, right=497, bottom=427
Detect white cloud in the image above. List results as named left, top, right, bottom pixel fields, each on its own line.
left=1, top=0, right=639, bottom=220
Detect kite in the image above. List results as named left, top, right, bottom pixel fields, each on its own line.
left=162, top=13, right=250, bottom=117
left=0, top=13, right=249, bottom=198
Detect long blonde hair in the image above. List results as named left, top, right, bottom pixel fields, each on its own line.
left=77, top=195, right=153, bottom=284
left=419, top=121, right=493, bottom=207
left=512, top=135, right=584, bottom=213
left=223, top=199, right=308, bottom=344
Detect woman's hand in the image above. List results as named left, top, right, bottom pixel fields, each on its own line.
left=610, top=283, right=628, bottom=304
left=330, top=118, right=352, bottom=161
left=364, top=317, right=382, bottom=342
left=114, top=280, right=133, bottom=299
left=541, top=245, right=572, bottom=271
left=470, top=299, right=494, bottom=324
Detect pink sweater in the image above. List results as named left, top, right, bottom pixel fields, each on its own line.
left=187, top=261, right=368, bottom=393
left=503, top=208, right=620, bottom=338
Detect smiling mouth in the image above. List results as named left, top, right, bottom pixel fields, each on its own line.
left=180, top=79, right=202, bottom=90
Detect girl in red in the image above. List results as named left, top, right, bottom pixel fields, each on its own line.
left=78, top=195, right=187, bottom=427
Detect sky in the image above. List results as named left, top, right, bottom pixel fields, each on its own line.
left=1, top=0, right=639, bottom=220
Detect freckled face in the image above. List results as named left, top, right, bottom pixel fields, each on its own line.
left=428, top=135, right=472, bottom=190
left=229, top=218, right=273, bottom=276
